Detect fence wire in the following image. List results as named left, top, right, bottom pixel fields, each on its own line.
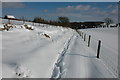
left=78, top=30, right=118, bottom=78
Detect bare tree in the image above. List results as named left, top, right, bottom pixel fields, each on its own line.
left=104, top=18, right=113, bottom=27
left=58, top=16, right=70, bottom=27
left=20, top=16, right=28, bottom=24
left=33, top=17, right=44, bottom=23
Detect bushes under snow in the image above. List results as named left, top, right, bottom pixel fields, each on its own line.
left=0, top=24, right=14, bottom=31
left=0, top=24, right=35, bottom=31
left=23, top=24, right=34, bottom=30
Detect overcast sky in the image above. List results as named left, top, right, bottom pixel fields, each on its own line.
left=2, top=2, right=119, bottom=23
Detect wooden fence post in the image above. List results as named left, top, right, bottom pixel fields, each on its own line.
left=82, top=32, right=83, bottom=38
left=82, top=33, right=84, bottom=38
left=88, top=35, right=91, bottom=47
left=81, top=32, right=83, bottom=38
left=33, top=22, right=34, bottom=26
left=79, top=31, right=81, bottom=36
left=8, top=19, right=10, bottom=24
left=84, top=33, right=86, bottom=41
left=23, top=20, right=25, bottom=24
left=80, top=31, right=82, bottom=36
left=97, top=40, right=101, bottom=58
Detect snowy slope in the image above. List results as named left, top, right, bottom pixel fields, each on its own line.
left=0, top=31, right=2, bottom=79
left=78, top=27, right=118, bottom=78
left=0, top=22, right=117, bottom=78
left=1, top=24, right=75, bottom=78
left=63, top=35, right=116, bottom=78
left=50, top=32, right=115, bottom=78
left=0, top=19, right=2, bottom=79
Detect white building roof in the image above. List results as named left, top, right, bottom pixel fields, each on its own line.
left=5, top=15, right=15, bottom=19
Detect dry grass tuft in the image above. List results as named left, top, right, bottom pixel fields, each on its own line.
left=43, top=33, right=50, bottom=38
left=0, top=24, right=14, bottom=31
left=24, top=24, right=34, bottom=30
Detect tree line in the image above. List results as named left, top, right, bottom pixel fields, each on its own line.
left=33, top=17, right=117, bottom=29
left=33, top=16, right=71, bottom=28
left=18, top=16, right=118, bottom=29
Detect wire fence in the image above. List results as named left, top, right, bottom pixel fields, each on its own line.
left=77, top=30, right=118, bottom=78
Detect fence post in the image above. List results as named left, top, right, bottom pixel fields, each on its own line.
left=81, top=32, right=82, bottom=36
left=23, top=20, right=25, bottom=24
left=80, top=31, right=81, bottom=36
left=97, top=40, right=101, bottom=58
left=82, top=32, right=84, bottom=38
left=33, top=22, right=34, bottom=26
left=88, top=35, right=91, bottom=47
left=8, top=19, right=10, bottom=24
left=84, top=33, right=86, bottom=41
left=82, top=32, right=83, bottom=38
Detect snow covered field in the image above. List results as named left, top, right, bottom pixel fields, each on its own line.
left=78, top=27, right=118, bottom=78
left=1, top=23, right=76, bottom=78
left=0, top=31, right=2, bottom=79
left=0, top=21, right=118, bottom=78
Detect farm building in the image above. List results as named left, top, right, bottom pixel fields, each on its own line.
left=4, top=15, right=15, bottom=19
left=4, top=15, right=22, bottom=21
left=109, top=24, right=117, bottom=27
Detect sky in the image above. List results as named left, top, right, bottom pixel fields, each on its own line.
left=1, top=0, right=120, bottom=2
left=2, top=2, right=119, bottom=23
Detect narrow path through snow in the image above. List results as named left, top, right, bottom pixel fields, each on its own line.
left=64, top=34, right=114, bottom=78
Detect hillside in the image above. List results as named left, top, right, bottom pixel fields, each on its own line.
left=0, top=23, right=118, bottom=78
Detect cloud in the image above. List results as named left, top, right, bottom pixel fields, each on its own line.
left=2, top=0, right=22, bottom=2
left=0, top=2, right=1, bottom=16
left=107, top=5, right=114, bottom=8
left=57, top=6, right=74, bottom=13
left=2, top=2, right=24, bottom=8
left=43, top=9, right=48, bottom=12
left=111, top=9, right=117, bottom=14
left=55, top=4, right=118, bottom=23
left=75, top=5, right=91, bottom=10
left=57, top=5, right=97, bottom=13
left=0, top=2, right=2, bottom=8
left=1, top=0, right=119, bottom=2
left=107, top=4, right=118, bottom=15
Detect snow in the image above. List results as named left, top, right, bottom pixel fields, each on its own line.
left=109, top=23, right=117, bottom=26
left=63, top=35, right=114, bottom=78
left=0, top=31, right=2, bottom=79
left=78, top=27, right=118, bottom=78
left=0, top=21, right=118, bottom=78
left=1, top=23, right=75, bottom=78
left=0, top=19, right=2, bottom=80
left=5, top=15, right=15, bottom=19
